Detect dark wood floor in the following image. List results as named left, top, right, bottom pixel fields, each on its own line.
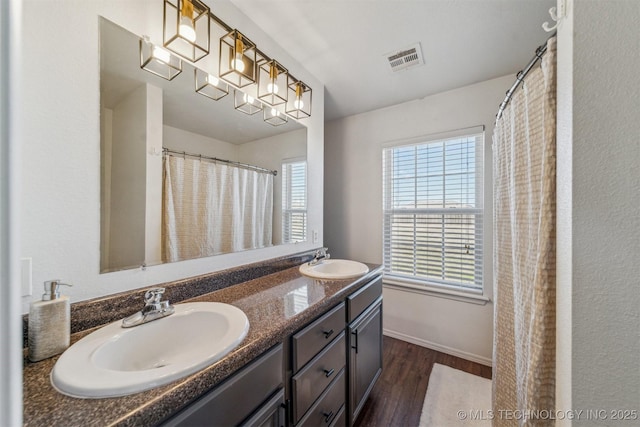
left=354, top=336, right=492, bottom=427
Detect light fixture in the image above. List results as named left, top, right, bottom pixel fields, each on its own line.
left=219, top=30, right=257, bottom=88
left=286, top=79, right=312, bottom=119
left=264, top=107, right=288, bottom=127
left=154, top=2, right=313, bottom=120
left=194, top=68, right=229, bottom=101
left=258, top=60, right=288, bottom=106
left=234, top=89, right=263, bottom=115
left=163, top=0, right=210, bottom=62
left=140, top=37, right=182, bottom=81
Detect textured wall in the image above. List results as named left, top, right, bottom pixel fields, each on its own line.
left=572, top=0, right=640, bottom=425
left=556, top=0, right=640, bottom=422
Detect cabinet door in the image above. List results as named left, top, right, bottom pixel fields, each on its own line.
left=348, top=300, right=382, bottom=425
left=162, top=344, right=283, bottom=427
left=240, top=389, right=285, bottom=427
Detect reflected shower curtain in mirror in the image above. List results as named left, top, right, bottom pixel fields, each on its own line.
left=492, top=36, right=557, bottom=426
left=163, top=155, right=273, bottom=262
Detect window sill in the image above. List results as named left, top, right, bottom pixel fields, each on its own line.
left=383, top=277, right=491, bottom=305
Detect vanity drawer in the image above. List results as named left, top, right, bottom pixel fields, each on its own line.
left=297, top=370, right=346, bottom=427
left=347, top=277, right=382, bottom=323
left=292, top=302, right=345, bottom=371
left=292, top=332, right=346, bottom=423
left=330, top=404, right=346, bottom=427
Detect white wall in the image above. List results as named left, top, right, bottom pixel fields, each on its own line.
left=106, top=85, right=147, bottom=271
left=238, top=128, right=307, bottom=245
left=556, top=0, right=640, bottom=422
left=325, top=75, right=513, bottom=364
left=145, top=84, right=163, bottom=266
left=19, top=0, right=324, bottom=314
left=163, top=125, right=240, bottom=160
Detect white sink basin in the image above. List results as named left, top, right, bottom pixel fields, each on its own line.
left=299, top=259, right=369, bottom=280
left=51, top=302, right=249, bottom=398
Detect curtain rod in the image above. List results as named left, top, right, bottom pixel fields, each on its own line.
left=163, top=148, right=277, bottom=176
left=495, top=33, right=556, bottom=122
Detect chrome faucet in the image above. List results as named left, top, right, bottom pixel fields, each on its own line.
left=309, top=248, right=330, bottom=266
left=122, top=287, right=175, bottom=328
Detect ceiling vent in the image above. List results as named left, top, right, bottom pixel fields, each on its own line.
left=385, top=42, right=424, bottom=72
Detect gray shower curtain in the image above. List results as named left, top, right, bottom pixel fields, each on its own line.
left=492, top=36, right=557, bottom=426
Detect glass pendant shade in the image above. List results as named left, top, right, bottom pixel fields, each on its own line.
left=264, top=107, right=288, bottom=126
left=140, top=38, right=182, bottom=81
left=285, top=79, right=312, bottom=119
left=234, top=89, right=263, bottom=115
left=163, top=0, right=210, bottom=62
left=258, top=60, right=288, bottom=106
left=220, top=30, right=257, bottom=88
left=194, top=69, right=229, bottom=101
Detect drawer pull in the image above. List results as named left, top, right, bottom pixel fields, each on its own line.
left=322, top=329, right=334, bottom=339
left=322, top=410, right=334, bottom=424
left=323, top=368, right=335, bottom=378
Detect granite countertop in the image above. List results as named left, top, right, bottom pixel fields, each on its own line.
left=23, top=262, right=383, bottom=427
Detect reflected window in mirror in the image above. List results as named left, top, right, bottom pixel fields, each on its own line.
left=282, top=159, right=307, bottom=243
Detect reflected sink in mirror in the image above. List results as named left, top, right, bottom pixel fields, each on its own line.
left=299, top=259, right=369, bottom=280
left=51, top=302, right=249, bottom=398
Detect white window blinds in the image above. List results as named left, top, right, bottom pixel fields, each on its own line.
left=382, top=130, right=484, bottom=292
left=282, top=160, right=307, bottom=243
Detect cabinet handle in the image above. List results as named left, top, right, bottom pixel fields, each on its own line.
left=322, top=410, right=334, bottom=424
left=322, top=329, right=334, bottom=339
left=323, top=368, right=335, bottom=378
left=278, top=403, right=287, bottom=427
left=352, top=329, right=359, bottom=354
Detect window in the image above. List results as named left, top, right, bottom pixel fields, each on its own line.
left=382, top=129, right=484, bottom=293
left=282, top=159, right=307, bottom=243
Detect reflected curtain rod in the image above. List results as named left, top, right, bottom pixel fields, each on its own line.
left=163, top=148, right=277, bottom=176
left=495, top=32, right=556, bottom=122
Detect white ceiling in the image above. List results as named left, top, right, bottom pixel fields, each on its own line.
left=230, top=0, right=556, bottom=121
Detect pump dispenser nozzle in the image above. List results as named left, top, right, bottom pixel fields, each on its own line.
left=42, top=280, right=72, bottom=301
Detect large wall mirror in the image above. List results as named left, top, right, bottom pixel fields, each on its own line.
left=100, top=18, right=307, bottom=273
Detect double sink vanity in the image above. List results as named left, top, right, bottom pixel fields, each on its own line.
left=23, top=253, right=383, bottom=427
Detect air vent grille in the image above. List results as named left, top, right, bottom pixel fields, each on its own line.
left=386, top=43, right=424, bottom=72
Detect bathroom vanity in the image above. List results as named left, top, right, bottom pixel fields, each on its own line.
left=22, top=256, right=382, bottom=427
left=163, top=275, right=382, bottom=426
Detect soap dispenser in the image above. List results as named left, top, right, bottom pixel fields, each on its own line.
left=28, top=280, right=72, bottom=362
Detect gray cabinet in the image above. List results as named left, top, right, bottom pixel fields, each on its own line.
left=162, top=344, right=284, bottom=427
left=292, top=303, right=346, bottom=372
left=290, top=303, right=346, bottom=426
left=348, top=300, right=382, bottom=425
left=346, top=277, right=383, bottom=426
left=291, top=275, right=383, bottom=427
left=296, top=369, right=346, bottom=427
left=241, top=389, right=286, bottom=427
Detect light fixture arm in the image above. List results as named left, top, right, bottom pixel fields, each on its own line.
left=207, top=10, right=305, bottom=88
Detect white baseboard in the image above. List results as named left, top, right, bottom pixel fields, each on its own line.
left=383, top=328, right=493, bottom=367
